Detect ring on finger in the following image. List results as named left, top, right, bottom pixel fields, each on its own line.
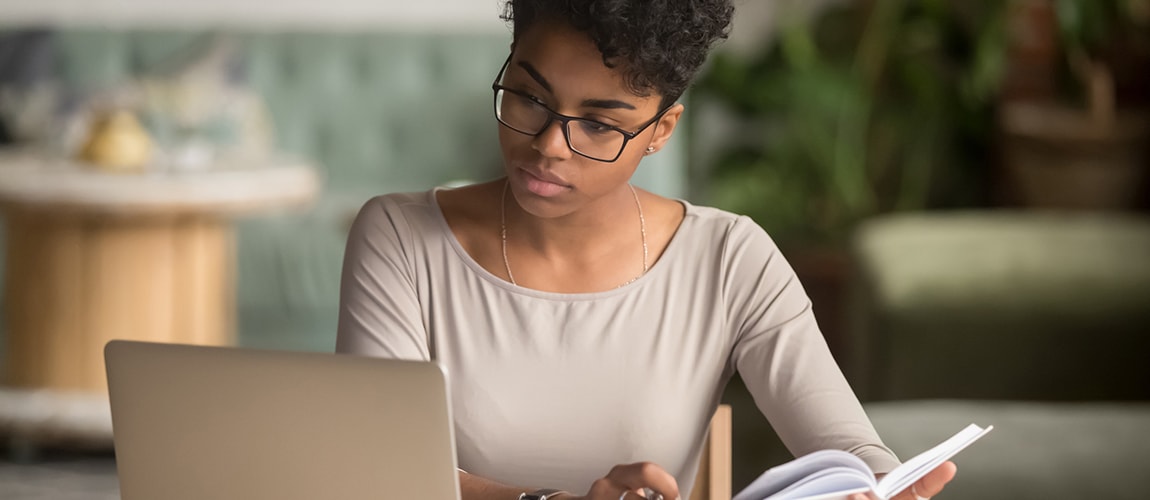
left=912, top=484, right=929, bottom=500
left=619, top=492, right=629, bottom=500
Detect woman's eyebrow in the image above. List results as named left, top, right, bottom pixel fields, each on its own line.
left=581, top=98, right=637, bottom=111
left=517, top=60, right=639, bottom=111
left=517, top=61, right=553, bottom=93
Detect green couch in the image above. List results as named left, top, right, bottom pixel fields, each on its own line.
left=847, top=211, right=1150, bottom=500
left=0, top=27, right=689, bottom=358
left=849, top=211, right=1150, bottom=402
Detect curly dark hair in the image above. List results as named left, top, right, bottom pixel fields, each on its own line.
left=501, top=0, right=734, bottom=107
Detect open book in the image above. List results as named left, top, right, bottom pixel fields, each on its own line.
left=732, top=423, right=993, bottom=500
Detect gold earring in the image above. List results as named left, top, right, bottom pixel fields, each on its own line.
left=645, top=147, right=655, bottom=154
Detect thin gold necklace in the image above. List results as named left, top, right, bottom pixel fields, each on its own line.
left=500, top=180, right=648, bottom=288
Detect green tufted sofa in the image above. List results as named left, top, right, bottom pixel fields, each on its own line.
left=849, top=211, right=1150, bottom=402
left=0, top=27, right=689, bottom=357
left=847, top=211, right=1150, bottom=500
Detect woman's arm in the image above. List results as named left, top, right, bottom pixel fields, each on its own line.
left=336, top=195, right=430, bottom=360
left=721, top=217, right=957, bottom=498
left=721, top=216, right=899, bottom=473
left=460, top=470, right=537, bottom=500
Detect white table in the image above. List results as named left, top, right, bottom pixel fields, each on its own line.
left=0, top=150, right=320, bottom=395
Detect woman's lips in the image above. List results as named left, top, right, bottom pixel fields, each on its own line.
left=519, top=168, right=571, bottom=197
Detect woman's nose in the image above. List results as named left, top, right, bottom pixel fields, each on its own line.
left=531, top=120, right=573, bottom=160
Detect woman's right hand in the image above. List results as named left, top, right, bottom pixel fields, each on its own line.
left=560, top=462, right=681, bottom=500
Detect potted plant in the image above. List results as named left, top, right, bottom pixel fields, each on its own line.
left=997, top=0, right=1150, bottom=209
left=692, top=0, right=1008, bottom=248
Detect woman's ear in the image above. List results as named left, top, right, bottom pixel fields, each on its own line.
left=645, top=103, right=684, bottom=154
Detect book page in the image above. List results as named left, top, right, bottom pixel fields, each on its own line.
left=733, top=423, right=992, bottom=500
left=875, top=424, right=994, bottom=499
left=765, top=467, right=874, bottom=500
left=732, top=449, right=875, bottom=500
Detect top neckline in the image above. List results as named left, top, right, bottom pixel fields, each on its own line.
left=427, top=186, right=694, bottom=301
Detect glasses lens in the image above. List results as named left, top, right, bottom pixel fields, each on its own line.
left=494, top=88, right=628, bottom=162
left=495, top=89, right=549, bottom=135
left=566, top=119, right=626, bottom=162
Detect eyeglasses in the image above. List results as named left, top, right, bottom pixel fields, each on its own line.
left=491, top=55, right=669, bottom=163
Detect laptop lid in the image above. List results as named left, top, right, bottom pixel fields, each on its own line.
left=105, top=340, right=460, bottom=500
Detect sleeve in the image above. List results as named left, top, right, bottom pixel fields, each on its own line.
left=723, top=216, right=901, bottom=474
left=335, top=195, right=431, bottom=361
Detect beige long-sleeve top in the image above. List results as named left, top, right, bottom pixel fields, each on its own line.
left=336, top=189, right=900, bottom=495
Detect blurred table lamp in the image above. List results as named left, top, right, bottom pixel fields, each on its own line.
left=78, top=109, right=152, bottom=172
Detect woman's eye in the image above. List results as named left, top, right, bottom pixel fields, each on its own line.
left=506, top=89, right=542, bottom=106
left=577, top=120, right=614, bottom=135
left=516, top=92, right=547, bottom=107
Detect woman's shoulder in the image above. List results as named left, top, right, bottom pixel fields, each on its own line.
left=359, top=181, right=496, bottom=225
left=361, top=190, right=436, bottom=215
left=681, top=200, right=742, bottom=224
left=663, top=201, right=786, bottom=278
left=678, top=200, right=774, bottom=244
left=353, top=181, right=503, bottom=254
left=433, top=180, right=502, bottom=226
left=351, top=189, right=449, bottom=245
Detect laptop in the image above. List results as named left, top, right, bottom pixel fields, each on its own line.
left=104, top=340, right=461, bottom=500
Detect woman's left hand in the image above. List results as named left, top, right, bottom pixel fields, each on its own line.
left=848, top=460, right=957, bottom=500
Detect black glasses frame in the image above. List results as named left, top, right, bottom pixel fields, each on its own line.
left=491, top=55, right=670, bottom=163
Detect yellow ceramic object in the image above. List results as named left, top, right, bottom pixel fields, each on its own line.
left=79, top=110, right=153, bottom=172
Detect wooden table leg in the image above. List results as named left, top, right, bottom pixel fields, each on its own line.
left=3, top=210, right=235, bottom=393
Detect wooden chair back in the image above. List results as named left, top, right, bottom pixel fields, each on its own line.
left=688, top=404, right=731, bottom=500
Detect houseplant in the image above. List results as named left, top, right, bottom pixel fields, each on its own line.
left=997, top=0, right=1150, bottom=209
left=692, top=0, right=1009, bottom=247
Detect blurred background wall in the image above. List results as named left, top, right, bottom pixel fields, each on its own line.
left=0, top=0, right=509, bottom=32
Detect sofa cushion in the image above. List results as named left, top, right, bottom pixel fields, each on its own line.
left=849, top=211, right=1150, bottom=401
left=866, top=399, right=1150, bottom=500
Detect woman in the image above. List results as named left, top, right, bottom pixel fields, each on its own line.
left=337, top=1, right=956, bottom=499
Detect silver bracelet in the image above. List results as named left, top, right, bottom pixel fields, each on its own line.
left=518, top=489, right=566, bottom=500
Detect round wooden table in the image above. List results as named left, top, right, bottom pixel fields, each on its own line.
left=0, top=150, right=320, bottom=395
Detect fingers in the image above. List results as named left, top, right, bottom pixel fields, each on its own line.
left=591, top=462, right=679, bottom=500
left=893, top=461, right=957, bottom=500
left=915, top=461, right=957, bottom=497
left=587, top=480, right=670, bottom=500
